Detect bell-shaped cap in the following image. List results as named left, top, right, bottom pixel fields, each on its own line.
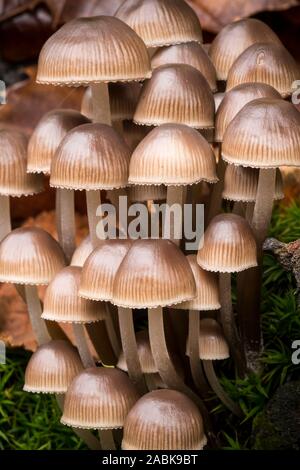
left=112, top=239, right=196, bottom=309
left=117, top=330, right=157, bottom=374
left=37, top=16, right=151, bottom=86
left=129, top=184, right=167, bottom=202
left=152, top=42, right=216, bottom=91
left=23, top=340, right=83, bottom=394
left=129, top=124, right=217, bottom=186
left=50, top=123, right=130, bottom=190
left=79, top=240, right=133, bottom=302
left=226, top=42, right=299, bottom=98
left=42, top=266, right=107, bottom=324
left=209, top=18, right=281, bottom=81
left=115, top=0, right=202, bottom=48
left=173, top=255, right=220, bottom=311
left=0, top=129, right=44, bottom=197
left=122, top=389, right=207, bottom=450
left=0, top=227, right=66, bottom=285
left=222, top=98, right=300, bottom=168
left=215, top=83, right=281, bottom=143
left=134, top=64, right=215, bottom=129
left=223, top=165, right=284, bottom=202
left=197, top=214, right=257, bottom=273
left=199, top=318, right=229, bottom=360
left=28, top=109, right=90, bottom=174
left=61, top=367, right=140, bottom=429
left=70, top=236, right=93, bottom=267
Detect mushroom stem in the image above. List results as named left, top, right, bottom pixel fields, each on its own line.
left=24, top=285, right=50, bottom=345
left=105, top=304, right=121, bottom=358
left=164, top=186, right=185, bottom=246
left=232, top=201, right=245, bottom=217
left=117, top=307, right=147, bottom=394
left=72, top=324, right=95, bottom=368
left=98, top=430, right=116, bottom=451
left=219, top=273, right=245, bottom=375
left=0, top=195, right=11, bottom=241
left=86, top=321, right=117, bottom=365
left=251, top=168, right=276, bottom=247
left=207, top=146, right=225, bottom=224
left=148, top=307, right=213, bottom=435
left=86, top=190, right=104, bottom=247
left=55, top=188, right=76, bottom=262
left=91, top=83, right=111, bottom=125
left=202, top=360, right=242, bottom=417
left=245, top=202, right=254, bottom=223
left=56, top=395, right=102, bottom=450
left=188, top=310, right=209, bottom=395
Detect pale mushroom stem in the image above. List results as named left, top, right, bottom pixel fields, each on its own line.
left=219, top=273, right=245, bottom=375
left=86, top=190, right=104, bottom=247
left=202, top=360, right=242, bottom=417
left=0, top=195, right=11, bottom=241
left=148, top=307, right=214, bottom=437
left=55, top=188, right=76, bottom=263
left=24, top=285, right=50, bottom=345
left=251, top=168, right=276, bottom=247
left=188, top=310, right=209, bottom=395
left=245, top=202, right=255, bottom=223
left=72, top=324, right=94, bottom=368
left=98, top=430, right=116, bottom=451
left=207, top=146, right=225, bottom=224
left=85, top=321, right=117, bottom=365
left=164, top=186, right=185, bottom=246
left=91, top=83, right=111, bottom=126
left=105, top=304, right=121, bottom=358
left=232, top=201, right=245, bottom=217
left=117, top=307, right=147, bottom=394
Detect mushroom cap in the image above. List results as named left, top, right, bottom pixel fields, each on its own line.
left=50, top=123, right=130, bottom=190
left=0, top=129, right=44, bottom=197
left=42, top=266, right=107, bottom=324
left=24, top=340, right=83, bottom=394
left=0, top=227, right=66, bottom=285
left=129, top=184, right=167, bottom=202
left=115, top=0, right=202, bottom=48
left=215, top=82, right=281, bottom=143
left=134, top=64, right=215, bottom=129
left=28, top=109, right=90, bottom=174
left=151, top=42, right=216, bottom=91
left=70, top=236, right=93, bottom=267
left=209, top=18, right=281, bottom=81
left=129, top=123, right=218, bottom=186
left=81, top=83, right=142, bottom=122
left=173, top=255, right=220, bottom=311
left=61, top=367, right=140, bottom=429
left=112, top=239, right=196, bottom=309
left=222, top=98, right=300, bottom=169
left=226, top=42, right=299, bottom=98
left=122, top=389, right=207, bottom=450
left=117, top=330, right=157, bottom=374
left=79, top=239, right=133, bottom=302
left=37, top=16, right=151, bottom=86
left=199, top=318, right=229, bottom=360
left=197, top=214, right=257, bottom=273
left=223, top=165, right=284, bottom=202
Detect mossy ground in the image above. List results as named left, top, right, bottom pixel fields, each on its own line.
left=0, top=201, right=300, bottom=450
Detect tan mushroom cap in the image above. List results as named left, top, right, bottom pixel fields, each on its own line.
left=223, top=165, right=284, bottom=202
left=209, top=18, right=281, bottom=81
left=226, top=42, right=299, bottom=98
left=129, top=124, right=218, bottom=186
left=199, top=318, right=229, bottom=360
left=151, top=42, right=217, bottom=91
left=28, top=109, right=90, bottom=174
left=122, top=389, right=207, bottom=450
left=112, top=239, right=196, bottom=309
left=0, top=129, right=44, bottom=197
left=222, top=98, right=300, bottom=169
left=61, top=367, right=140, bottom=429
left=70, top=236, right=93, bottom=267
left=50, top=123, right=130, bottom=190
left=115, top=0, right=202, bottom=48
left=42, top=266, right=107, bottom=324
left=134, top=64, right=215, bottom=129
left=24, top=340, right=83, bottom=394
left=129, top=184, right=167, bottom=202
left=0, top=227, right=66, bottom=285
left=197, top=214, right=257, bottom=273
left=79, top=239, right=133, bottom=302
left=37, top=16, right=151, bottom=86
left=173, top=255, right=220, bottom=311
left=117, top=330, right=157, bottom=374
left=215, top=83, right=281, bottom=143
left=81, top=83, right=141, bottom=122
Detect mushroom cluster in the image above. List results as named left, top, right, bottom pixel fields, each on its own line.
left=2, top=0, right=300, bottom=451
